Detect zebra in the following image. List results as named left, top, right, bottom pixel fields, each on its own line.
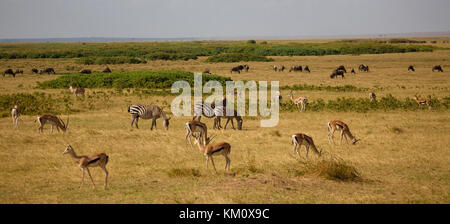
left=214, top=107, right=243, bottom=130
left=128, top=104, right=171, bottom=130
left=192, top=99, right=227, bottom=129
left=11, top=105, right=19, bottom=129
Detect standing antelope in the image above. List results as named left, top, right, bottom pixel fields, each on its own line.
left=413, top=94, right=431, bottom=109
left=185, top=120, right=208, bottom=146
left=63, top=144, right=109, bottom=189
left=69, top=85, right=85, bottom=96
left=128, top=104, right=171, bottom=130
left=292, top=133, right=322, bottom=160
left=36, top=114, right=69, bottom=133
left=369, top=92, right=376, bottom=102
left=11, top=105, right=19, bottom=129
left=193, top=135, right=231, bottom=173
left=288, top=90, right=308, bottom=111
left=328, top=120, right=359, bottom=145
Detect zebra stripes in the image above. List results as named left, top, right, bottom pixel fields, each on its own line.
left=193, top=101, right=226, bottom=118
left=128, top=104, right=170, bottom=130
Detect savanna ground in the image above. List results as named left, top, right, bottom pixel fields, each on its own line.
left=0, top=38, right=449, bottom=203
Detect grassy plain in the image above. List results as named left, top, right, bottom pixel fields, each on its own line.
left=0, top=38, right=449, bottom=203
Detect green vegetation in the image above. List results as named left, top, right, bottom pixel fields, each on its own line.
left=281, top=95, right=450, bottom=112
left=75, top=56, right=147, bottom=65
left=205, top=53, right=274, bottom=63
left=37, top=70, right=232, bottom=89
left=0, top=39, right=435, bottom=60
left=0, top=92, right=72, bottom=117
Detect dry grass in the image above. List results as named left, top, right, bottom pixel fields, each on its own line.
left=0, top=38, right=449, bottom=203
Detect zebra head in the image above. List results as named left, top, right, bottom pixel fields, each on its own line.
left=163, top=117, right=171, bottom=130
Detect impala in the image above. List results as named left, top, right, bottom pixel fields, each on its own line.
left=193, top=135, right=231, bottom=173
left=413, top=94, right=431, bottom=109
left=185, top=120, right=208, bottom=146
left=36, top=114, right=69, bottom=133
left=288, top=90, right=308, bottom=111
left=328, top=120, right=359, bottom=145
left=291, top=133, right=322, bottom=160
left=63, top=144, right=109, bottom=189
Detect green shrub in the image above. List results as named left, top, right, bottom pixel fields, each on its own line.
left=37, top=70, right=232, bottom=89
left=75, top=56, right=147, bottom=65
left=247, top=40, right=256, bottom=44
left=0, top=92, right=73, bottom=116
left=205, top=53, right=274, bottom=63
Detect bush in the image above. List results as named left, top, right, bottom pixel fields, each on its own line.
left=75, top=56, right=147, bottom=65
left=37, top=70, right=233, bottom=89
left=247, top=40, right=256, bottom=44
left=0, top=92, right=73, bottom=117
left=205, top=53, right=274, bottom=63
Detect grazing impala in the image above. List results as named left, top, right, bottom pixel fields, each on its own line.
left=413, top=94, right=431, bottom=109
left=328, top=120, right=359, bottom=145
left=291, top=133, right=322, bottom=160
left=185, top=120, right=208, bottom=146
left=36, top=114, right=69, bottom=133
left=63, top=144, right=109, bottom=189
left=69, top=85, right=85, bottom=96
left=193, top=135, right=231, bottom=173
left=288, top=90, right=308, bottom=111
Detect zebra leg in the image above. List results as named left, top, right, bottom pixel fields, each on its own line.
left=224, top=118, right=231, bottom=129
left=151, top=118, right=156, bottom=130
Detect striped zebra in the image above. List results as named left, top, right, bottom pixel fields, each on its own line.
left=128, top=104, right=171, bottom=130
left=192, top=99, right=226, bottom=129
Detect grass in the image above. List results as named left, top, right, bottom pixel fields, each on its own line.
left=0, top=37, right=449, bottom=203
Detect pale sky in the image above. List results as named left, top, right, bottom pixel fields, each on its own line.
left=0, top=0, right=449, bottom=39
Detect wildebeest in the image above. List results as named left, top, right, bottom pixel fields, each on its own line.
left=432, top=65, right=443, bottom=72
left=203, top=69, right=211, bottom=74
left=103, top=67, right=112, bottom=73
left=40, top=68, right=55, bottom=75
left=330, top=69, right=345, bottom=79
left=31, top=68, right=39, bottom=74
left=230, top=65, right=244, bottom=74
left=369, top=92, right=376, bottom=101
left=15, top=69, right=23, bottom=75
left=408, top=65, right=415, bottom=72
left=289, top=65, right=302, bottom=72
left=304, top=66, right=310, bottom=73
left=359, top=64, right=369, bottom=72
left=80, top=69, right=92, bottom=74
left=2, top=69, right=15, bottom=77
left=337, top=65, right=347, bottom=73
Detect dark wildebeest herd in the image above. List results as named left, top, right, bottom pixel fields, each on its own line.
left=2, top=67, right=115, bottom=78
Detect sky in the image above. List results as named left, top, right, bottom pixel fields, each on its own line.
left=0, top=0, right=449, bottom=39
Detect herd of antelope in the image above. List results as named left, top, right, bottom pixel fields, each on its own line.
left=6, top=62, right=440, bottom=189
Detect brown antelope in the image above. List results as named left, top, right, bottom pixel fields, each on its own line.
left=288, top=90, right=308, bottom=111
left=63, top=144, right=109, bottom=189
left=11, top=105, right=19, bottom=129
left=36, top=114, right=69, bottom=133
left=185, top=120, right=208, bottom=146
left=413, top=94, right=431, bottom=109
left=328, top=120, right=359, bottom=145
left=69, top=85, right=85, bottom=96
left=193, top=134, right=231, bottom=173
left=292, top=133, right=322, bottom=160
